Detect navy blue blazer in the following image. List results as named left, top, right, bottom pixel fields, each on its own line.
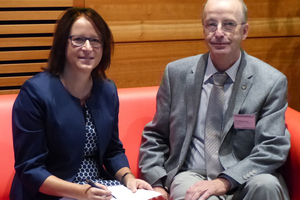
left=10, top=72, right=129, bottom=200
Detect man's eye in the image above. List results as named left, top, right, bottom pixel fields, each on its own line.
left=208, top=22, right=217, bottom=27
left=224, top=22, right=236, bottom=26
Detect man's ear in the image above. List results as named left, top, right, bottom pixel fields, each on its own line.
left=242, top=23, right=249, bottom=40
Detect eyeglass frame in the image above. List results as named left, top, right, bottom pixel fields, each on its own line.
left=68, top=35, right=103, bottom=48
left=203, top=21, right=247, bottom=32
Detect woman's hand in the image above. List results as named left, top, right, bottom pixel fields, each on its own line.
left=84, top=182, right=113, bottom=200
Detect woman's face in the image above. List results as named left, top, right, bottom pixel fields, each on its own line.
left=65, top=16, right=103, bottom=75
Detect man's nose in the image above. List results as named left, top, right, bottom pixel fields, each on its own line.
left=215, top=23, right=225, bottom=37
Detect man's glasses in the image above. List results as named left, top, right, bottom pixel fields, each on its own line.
left=69, top=35, right=103, bottom=48
left=203, top=22, right=246, bottom=32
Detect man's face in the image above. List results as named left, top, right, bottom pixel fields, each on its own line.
left=202, top=0, right=248, bottom=61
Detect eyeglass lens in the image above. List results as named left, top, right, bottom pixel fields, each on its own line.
left=70, top=35, right=102, bottom=48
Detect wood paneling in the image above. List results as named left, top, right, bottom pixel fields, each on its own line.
left=0, top=50, right=49, bottom=61
left=0, top=0, right=298, bottom=111
left=85, top=0, right=202, bottom=21
left=0, top=63, right=45, bottom=74
left=246, top=0, right=300, bottom=18
left=0, top=11, right=64, bottom=21
left=0, top=24, right=55, bottom=35
left=248, top=18, right=300, bottom=38
left=0, top=76, right=32, bottom=87
left=0, top=0, right=73, bottom=7
left=73, top=0, right=85, bottom=7
left=107, top=18, right=300, bottom=43
left=0, top=0, right=71, bottom=93
left=107, top=36, right=300, bottom=110
left=0, top=37, right=53, bottom=48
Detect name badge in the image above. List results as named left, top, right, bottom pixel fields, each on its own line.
left=234, top=114, right=256, bottom=130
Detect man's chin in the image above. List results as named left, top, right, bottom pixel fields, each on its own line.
left=210, top=48, right=230, bottom=56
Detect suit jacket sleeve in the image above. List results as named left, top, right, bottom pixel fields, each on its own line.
left=139, top=65, right=172, bottom=186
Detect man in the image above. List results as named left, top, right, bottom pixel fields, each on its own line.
left=138, top=0, right=291, bottom=199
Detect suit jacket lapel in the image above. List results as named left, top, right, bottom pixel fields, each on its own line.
left=222, top=51, right=253, bottom=140
left=180, top=53, right=208, bottom=162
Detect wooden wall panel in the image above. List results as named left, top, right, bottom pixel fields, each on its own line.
left=107, top=36, right=300, bottom=110
left=107, top=40, right=206, bottom=87
left=85, top=0, right=202, bottom=21
left=0, top=11, right=64, bottom=21
left=0, top=63, right=45, bottom=74
left=0, top=24, right=55, bottom=35
left=107, top=18, right=300, bottom=43
left=0, top=0, right=73, bottom=7
left=89, top=0, right=300, bottom=110
left=0, top=37, right=53, bottom=48
left=0, top=1, right=72, bottom=94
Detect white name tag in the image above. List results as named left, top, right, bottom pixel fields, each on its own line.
left=234, top=114, right=256, bottom=130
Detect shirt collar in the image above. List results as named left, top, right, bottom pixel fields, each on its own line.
left=204, top=52, right=241, bottom=83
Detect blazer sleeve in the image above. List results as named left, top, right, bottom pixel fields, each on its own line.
left=101, top=81, right=130, bottom=176
left=139, top=65, right=172, bottom=186
left=12, top=80, right=52, bottom=196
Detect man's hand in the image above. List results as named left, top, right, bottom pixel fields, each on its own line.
left=126, top=178, right=153, bottom=193
left=184, top=178, right=230, bottom=200
left=153, top=186, right=169, bottom=200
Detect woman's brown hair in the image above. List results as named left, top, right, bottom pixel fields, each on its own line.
left=47, top=7, right=114, bottom=79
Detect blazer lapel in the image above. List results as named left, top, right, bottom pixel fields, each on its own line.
left=222, top=51, right=253, bottom=140
left=180, top=53, right=208, bottom=162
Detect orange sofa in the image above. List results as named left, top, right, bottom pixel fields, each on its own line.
left=1, top=86, right=299, bottom=200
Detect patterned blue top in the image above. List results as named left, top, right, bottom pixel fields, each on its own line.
left=73, top=104, right=121, bottom=187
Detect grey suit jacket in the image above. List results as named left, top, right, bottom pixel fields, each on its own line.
left=139, top=51, right=290, bottom=191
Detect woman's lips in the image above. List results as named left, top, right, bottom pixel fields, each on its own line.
left=79, top=57, right=94, bottom=60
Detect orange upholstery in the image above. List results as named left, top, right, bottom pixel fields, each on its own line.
left=281, top=107, right=300, bottom=200
left=118, top=86, right=158, bottom=177
left=0, top=94, right=17, bottom=200
left=0, top=87, right=299, bottom=200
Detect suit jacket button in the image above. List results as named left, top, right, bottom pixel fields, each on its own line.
left=243, top=175, right=247, bottom=180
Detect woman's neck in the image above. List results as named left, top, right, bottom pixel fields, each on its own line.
left=60, top=70, right=93, bottom=105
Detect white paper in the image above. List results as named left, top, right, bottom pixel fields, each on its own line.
left=108, top=185, right=161, bottom=200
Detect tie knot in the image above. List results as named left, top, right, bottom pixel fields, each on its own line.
left=212, top=72, right=228, bottom=86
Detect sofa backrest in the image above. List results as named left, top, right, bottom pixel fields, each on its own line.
left=281, top=107, right=300, bottom=200
left=1, top=87, right=300, bottom=200
left=118, top=86, right=158, bottom=177
left=0, top=94, right=17, bottom=200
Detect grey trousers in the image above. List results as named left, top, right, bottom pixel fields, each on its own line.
left=170, top=171, right=290, bottom=200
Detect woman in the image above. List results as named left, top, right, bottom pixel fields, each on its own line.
left=10, top=7, right=152, bottom=200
